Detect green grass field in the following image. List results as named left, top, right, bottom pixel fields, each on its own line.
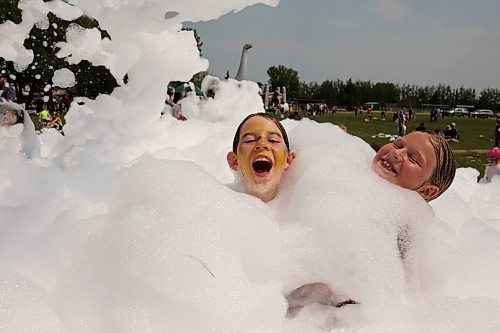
left=309, top=111, right=496, bottom=178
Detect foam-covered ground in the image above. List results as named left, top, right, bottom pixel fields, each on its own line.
left=0, top=1, right=499, bottom=331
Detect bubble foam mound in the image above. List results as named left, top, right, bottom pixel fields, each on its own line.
left=0, top=1, right=499, bottom=332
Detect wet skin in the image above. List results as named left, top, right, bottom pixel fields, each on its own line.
left=372, top=131, right=439, bottom=201
left=227, top=116, right=295, bottom=202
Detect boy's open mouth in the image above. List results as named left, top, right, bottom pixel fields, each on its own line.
left=252, top=157, right=273, bottom=176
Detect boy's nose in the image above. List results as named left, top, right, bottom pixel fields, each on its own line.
left=255, top=144, right=270, bottom=151
left=255, top=140, right=270, bottom=150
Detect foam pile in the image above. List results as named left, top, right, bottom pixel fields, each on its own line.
left=0, top=0, right=499, bottom=332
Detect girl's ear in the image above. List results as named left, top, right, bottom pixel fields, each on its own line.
left=417, top=184, right=440, bottom=202
left=285, top=150, right=297, bottom=170
left=226, top=151, right=239, bottom=171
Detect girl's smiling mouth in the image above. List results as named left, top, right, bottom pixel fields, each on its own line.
left=380, top=158, right=398, bottom=175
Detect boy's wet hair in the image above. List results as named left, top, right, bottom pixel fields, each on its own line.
left=232, top=113, right=290, bottom=153
left=425, top=133, right=456, bottom=200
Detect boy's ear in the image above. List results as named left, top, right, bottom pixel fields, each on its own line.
left=417, top=184, right=440, bottom=202
left=226, top=151, right=239, bottom=171
left=285, top=150, right=297, bottom=170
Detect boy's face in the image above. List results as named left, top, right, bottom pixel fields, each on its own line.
left=227, top=116, right=295, bottom=202
left=372, top=132, right=439, bottom=200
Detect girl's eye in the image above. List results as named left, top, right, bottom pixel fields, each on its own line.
left=242, top=138, right=256, bottom=143
left=409, top=155, right=420, bottom=165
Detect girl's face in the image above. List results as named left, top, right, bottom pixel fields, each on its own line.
left=372, top=132, right=438, bottom=199
left=227, top=116, right=295, bottom=202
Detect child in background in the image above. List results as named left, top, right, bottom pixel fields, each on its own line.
left=47, top=111, right=64, bottom=135
left=482, top=147, right=500, bottom=183
left=39, top=105, right=52, bottom=127
left=47, top=110, right=63, bottom=132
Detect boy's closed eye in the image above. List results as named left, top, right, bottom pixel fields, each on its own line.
left=241, top=134, right=257, bottom=143
left=268, top=135, right=282, bottom=143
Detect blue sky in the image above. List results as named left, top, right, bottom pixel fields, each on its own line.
left=186, top=0, right=500, bottom=90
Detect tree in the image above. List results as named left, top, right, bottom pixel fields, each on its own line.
left=0, top=0, right=22, bottom=25
left=190, top=70, right=209, bottom=88
left=342, top=78, right=356, bottom=106
left=318, top=80, right=335, bottom=105
left=267, top=65, right=300, bottom=97
left=299, top=81, right=319, bottom=99
left=372, top=82, right=398, bottom=105
left=0, top=1, right=118, bottom=104
left=477, top=88, right=500, bottom=109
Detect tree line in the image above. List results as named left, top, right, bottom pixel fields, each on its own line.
left=2, top=1, right=499, bottom=111
left=266, top=65, right=500, bottom=110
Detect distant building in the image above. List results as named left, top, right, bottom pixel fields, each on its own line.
left=363, top=102, right=381, bottom=110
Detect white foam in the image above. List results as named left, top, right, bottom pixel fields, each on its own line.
left=52, top=68, right=76, bottom=88
left=0, top=1, right=499, bottom=332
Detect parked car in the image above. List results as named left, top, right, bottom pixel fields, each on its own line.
left=443, top=108, right=455, bottom=116
left=453, top=107, right=470, bottom=117
left=471, top=109, right=494, bottom=119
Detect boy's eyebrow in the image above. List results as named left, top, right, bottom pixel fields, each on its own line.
left=241, top=131, right=283, bottom=138
left=268, top=131, right=283, bottom=138
left=241, top=133, right=256, bottom=139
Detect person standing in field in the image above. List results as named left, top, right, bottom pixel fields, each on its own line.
left=495, top=113, right=499, bottom=147
left=482, top=148, right=500, bottom=183
left=397, top=111, right=407, bottom=137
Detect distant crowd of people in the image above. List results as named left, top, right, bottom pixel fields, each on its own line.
left=1, top=71, right=69, bottom=134
left=414, top=121, right=459, bottom=142
left=38, top=104, right=63, bottom=132
left=4, top=72, right=499, bottom=184
left=0, top=72, right=17, bottom=103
